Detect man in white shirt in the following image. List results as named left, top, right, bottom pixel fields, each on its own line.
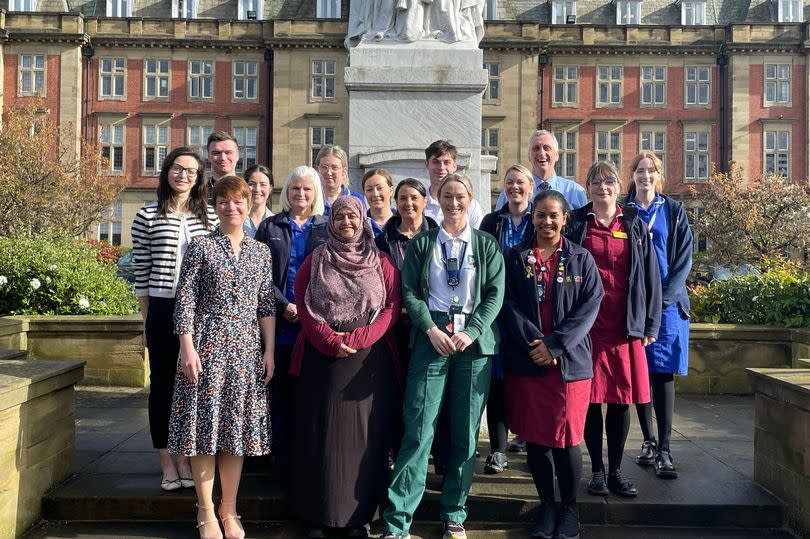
left=423, top=140, right=484, bottom=228
left=206, top=131, right=240, bottom=202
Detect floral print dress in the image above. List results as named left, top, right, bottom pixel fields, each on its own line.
left=168, top=229, right=276, bottom=457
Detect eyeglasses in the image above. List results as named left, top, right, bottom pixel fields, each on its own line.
left=169, top=164, right=200, bottom=178
left=318, top=165, right=343, bottom=173
left=588, top=177, right=617, bottom=187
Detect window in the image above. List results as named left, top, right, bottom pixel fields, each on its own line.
left=551, top=0, right=577, bottom=24
left=316, top=0, right=340, bottom=18
left=482, top=127, right=499, bottom=160
left=484, top=0, right=497, bottom=20
left=18, top=54, right=45, bottom=96
left=311, top=60, right=336, bottom=100
left=552, top=66, right=578, bottom=106
left=311, top=126, right=335, bottom=165
left=188, top=60, right=213, bottom=100
left=681, top=1, right=706, bottom=25
left=684, top=131, right=710, bottom=182
left=144, top=59, right=169, bottom=99
left=596, top=66, right=622, bottom=106
left=483, top=63, right=500, bottom=101
left=107, top=0, right=131, bottom=17
left=764, top=130, right=790, bottom=178
left=233, top=61, right=258, bottom=100
left=616, top=0, right=641, bottom=24
left=686, top=206, right=708, bottom=253
left=143, top=123, right=169, bottom=175
left=685, top=66, right=710, bottom=106
left=552, top=128, right=577, bottom=178
left=8, top=0, right=37, bottom=11
left=187, top=124, right=214, bottom=169
left=232, top=126, right=257, bottom=174
left=778, top=0, right=803, bottom=22
left=640, top=66, right=666, bottom=106
left=173, top=0, right=198, bottom=17
left=640, top=129, right=666, bottom=170
left=100, top=122, right=125, bottom=173
left=238, top=0, right=262, bottom=19
left=596, top=130, right=621, bottom=170
left=764, top=63, right=791, bottom=105
left=98, top=202, right=123, bottom=246
left=99, top=58, right=125, bottom=99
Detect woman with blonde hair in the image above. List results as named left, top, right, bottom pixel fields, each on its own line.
left=315, top=144, right=366, bottom=214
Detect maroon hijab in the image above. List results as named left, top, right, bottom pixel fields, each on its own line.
left=304, top=196, right=386, bottom=325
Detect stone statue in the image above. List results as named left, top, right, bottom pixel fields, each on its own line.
left=345, top=0, right=485, bottom=48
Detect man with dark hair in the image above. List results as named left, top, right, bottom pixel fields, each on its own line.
left=423, top=140, right=484, bottom=228
left=206, top=131, right=240, bottom=201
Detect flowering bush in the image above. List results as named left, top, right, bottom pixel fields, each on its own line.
left=0, top=235, right=137, bottom=315
left=85, top=239, right=124, bottom=263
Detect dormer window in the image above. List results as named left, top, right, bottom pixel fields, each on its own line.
left=172, top=0, right=198, bottom=18
left=8, top=0, right=37, bottom=11
left=616, top=0, right=641, bottom=25
left=316, top=0, right=341, bottom=18
left=778, top=0, right=803, bottom=22
left=238, top=0, right=263, bottom=19
left=552, top=1, right=577, bottom=24
left=681, top=0, right=706, bottom=25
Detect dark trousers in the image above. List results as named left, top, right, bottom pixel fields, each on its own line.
left=270, top=344, right=294, bottom=465
left=144, top=297, right=180, bottom=449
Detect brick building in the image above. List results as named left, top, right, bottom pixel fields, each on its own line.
left=1, top=0, right=808, bottom=248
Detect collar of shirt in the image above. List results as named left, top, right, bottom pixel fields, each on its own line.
left=324, top=186, right=352, bottom=208
left=625, top=193, right=665, bottom=211
left=532, top=174, right=564, bottom=188
left=437, top=221, right=472, bottom=247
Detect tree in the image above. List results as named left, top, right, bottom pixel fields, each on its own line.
left=0, top=103, right=127, bottom=238
left=690, top=163, right=810, bottom=267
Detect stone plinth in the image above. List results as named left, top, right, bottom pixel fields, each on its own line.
left=748, top=368, right=810, bottom=538
left=0, top=359, right=84, bottom=539
left=345, top=41, right=491, bottom=211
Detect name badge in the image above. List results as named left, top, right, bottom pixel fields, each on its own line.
left=452, top=314, right=466, bottom=334
left=612, top=230, right=628, bottom=239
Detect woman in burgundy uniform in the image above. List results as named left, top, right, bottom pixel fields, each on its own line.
left=565, top=161, right=662, bottom=499
left=501, top=190, right=604, bottom=539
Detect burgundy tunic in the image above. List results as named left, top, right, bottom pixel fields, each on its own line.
left=505, top=240, right=591, bottom=448
left=582, top=213, right=650, bottom=405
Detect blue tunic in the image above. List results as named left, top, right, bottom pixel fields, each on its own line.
left=276, top=217, right=312, bottom=346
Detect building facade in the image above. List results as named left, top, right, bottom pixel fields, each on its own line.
left=1, top=0, right=808, bottom=247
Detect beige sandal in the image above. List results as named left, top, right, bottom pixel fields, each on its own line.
left=218, top=502, right=245, bottom=539
left=196, top=504, right=222, bottom=539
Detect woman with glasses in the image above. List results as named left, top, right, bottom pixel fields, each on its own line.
left=131, top=147, right=218, bottom=493
left=315, top=145, right=366, bottom=215
left=242, top=165, right=274, bottom=238
left=625, top=153, right=693, bottom=479
left=564, top=161, right=661, bottom=499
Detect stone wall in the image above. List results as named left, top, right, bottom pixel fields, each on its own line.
left=748, top=368, right=810, bottom=538
left=0, top=359, right=84, bottom=539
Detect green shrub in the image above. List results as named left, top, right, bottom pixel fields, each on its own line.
left=0, top=235, right=138, bottom=315
left=689, top=259, right=810, bottom=328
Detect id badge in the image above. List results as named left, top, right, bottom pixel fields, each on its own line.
left=453, top=314, right=466, bottom=334
left=448, top=304, right=464, bottom=333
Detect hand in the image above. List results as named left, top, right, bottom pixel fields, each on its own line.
left=450, top=331, right=473, bottom=353
left=336, top=342, right=357, bottom=358
left=427, top=326, right=456, bottom=356
left=179, top=344, right=202, bottom=383
left=283, top=303, right=299, bottom=323
left=643, top=336, right=657, bottom=346
left=528, top=339, right=556, bottom=366
left=262, top=349, right=275, bottom=384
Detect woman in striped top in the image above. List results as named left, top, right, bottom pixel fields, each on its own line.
left=131, top=146, right=218, bottom=492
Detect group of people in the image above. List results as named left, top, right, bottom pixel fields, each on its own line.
left=131, top=128, right=692, bottom=539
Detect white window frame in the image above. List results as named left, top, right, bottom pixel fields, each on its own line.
left=232, top=125, right=258, bottom=174
left=18, top=53, right=45, bottom=96
left=685, top=66, right=711, bottom=106
left=233, top=61, right=258, bottom=100
left=483, top=62, right=500, bottom=101
left=552, top=66, right=578, bottom=107
left=99, top=120, right=126, bottom=174
left=764, top=129, right=791, bottom=178
left=310, top=126, right=336, bottom=165
left=684, top=130, right=710, bottom=183
left=237, top=0, right=263, bottom=20
left=640, top=128, right=666, bottom=172
left=144, top=59, right=170, bottom=99
left=172, top=0, right=199, bottom=18
left=681, top=1, right=706, bottom=25
left=106, top=0, right=131, bottom=17
left=142, top=122, right=170, bottom=176
left=484, top=0, right=497, bottom=20
left=188, top=60, right=214, bottom=100
left=552, top=127, right=578, bottom=179
left=687, top=206, right=709, bottom=253
left=98, top=202, right=123, bottom=246
left=316, top=0, right=340, bottom=18
left=551, top=0, right=577, bottom=24
left=595, top=128, right=621, bottom=170
left=187, top=122, right=214, bottom=171
left=311, top=60, right=336, bottom=101
left=640, top=65, right=666, bottom=106
left=8, top=0, right=38, bottom=11
left=616, top=0, right=641, bottom=24
left=778, top=0, right=803, bottom=22
left=99, top=58, right=125, bottom=99
left=596, top=66, right=622, bottom=107
left=764, top=63, right=791, bottom=105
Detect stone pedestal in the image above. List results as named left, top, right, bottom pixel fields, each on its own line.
left=345, top=42, right=491, bottom=210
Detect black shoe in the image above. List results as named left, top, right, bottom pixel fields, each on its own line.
left=586, top=471, right=609, bottom=496
left=529, top=501, right=557, bottom=538
left=308, top=526, right=327, bottom=539
left=655, top=449, right=678, bottom=479
left=607, top=470, right=638, bottom=497
left=635, top=440, right=657, bottom=466
left=346, top=524, right=369, bottom=538
left=508, top=436, right=527, bottom=453
left=554, top=503, right=580, bottom=539
left=483, top=451, right=508, bottom=474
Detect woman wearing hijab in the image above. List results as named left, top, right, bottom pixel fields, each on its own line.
left=288, top=196, right=402, bottom=539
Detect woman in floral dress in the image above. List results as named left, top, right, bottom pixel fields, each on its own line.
left=168, top=176, right=276, bottom=539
